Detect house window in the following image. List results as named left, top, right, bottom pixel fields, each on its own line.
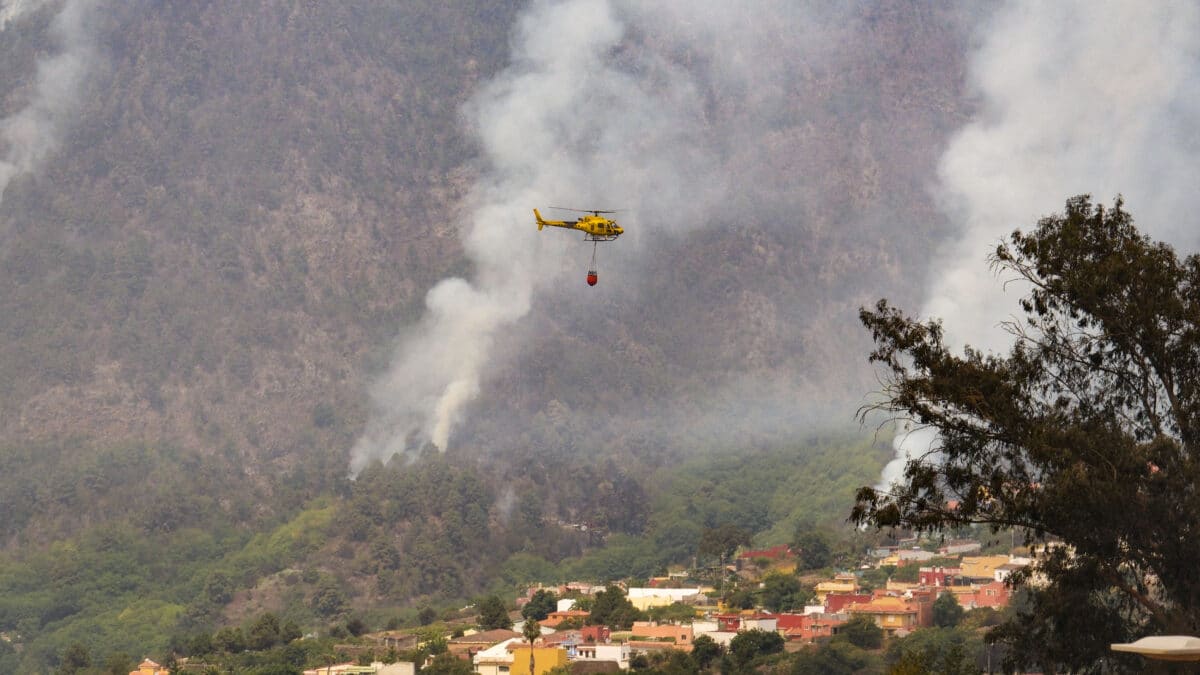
left=499, top=668, right=509, bottom=673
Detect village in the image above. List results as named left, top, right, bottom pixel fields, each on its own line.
left=287, top=535, right=1033, bottom=675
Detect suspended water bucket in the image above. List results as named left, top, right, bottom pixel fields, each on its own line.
left=586, top=270, right=598, bottom=286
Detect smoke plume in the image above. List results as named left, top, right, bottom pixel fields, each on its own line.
left=349, top=0, right=725, bottom=473
left=351, top=1, right=981, bottom=474
left=0, top=0, right=98, bottom=200
left=881, top=0, right=1200, bottom=487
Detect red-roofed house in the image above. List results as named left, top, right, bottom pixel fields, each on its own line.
left=782, top=614, right=847, bottom=642
left=714, top=614, right=742, bottom=632
left=580, top=625, right=610, bottom=643
left=824, top=593, right=872, bottom=614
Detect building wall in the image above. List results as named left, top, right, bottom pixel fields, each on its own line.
left=574, top=643, right=630, bottom=669
left=508, top=647, right=569, bottom=675
left=630, top=622, right=693, bottom=646
left=375, top=663, right=416, bottom=675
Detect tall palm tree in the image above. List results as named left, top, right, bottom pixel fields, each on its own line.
left=523, top=618, right=541, bottom=675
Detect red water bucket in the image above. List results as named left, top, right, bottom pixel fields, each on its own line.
left=586, top=271, right=598, bottom=286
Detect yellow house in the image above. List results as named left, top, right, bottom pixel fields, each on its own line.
left=814, top=574, right=859, bottom=603
left=129, top=659, right=169, bottom=675
left=960, top=556, right=1011, bottom=581
left=844, top=596, right=919, bottom=636
left=509, top=646, right=569, bottom=675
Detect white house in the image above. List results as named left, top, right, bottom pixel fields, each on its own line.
left=626, top=588, right=701, bottom=602
left=741, top=617, right=778, bottom=633
left=473, top=638, right=522, bottom=675
left=573, top=643, right=630, bottom=669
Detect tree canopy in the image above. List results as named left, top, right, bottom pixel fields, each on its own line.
left=477, top=596, right=511, bottom=631
left=521, top=589, right=557, bottom=622
left=931, top=592, right=964, bottom=629
left=854, top=195, right=1200, bottom=671
left=587, top=585, right=644, bottom=630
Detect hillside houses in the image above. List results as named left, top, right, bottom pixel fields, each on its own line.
left=359, top=536, right=1029, bottom=674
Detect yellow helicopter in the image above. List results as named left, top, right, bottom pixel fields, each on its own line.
left=534, top=208, right=624, bottom=286
left=534, top=208, right=624, bottom=241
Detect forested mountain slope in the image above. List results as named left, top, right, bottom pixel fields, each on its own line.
left=0, top=1, right=517, bottom=464
left=0, top=1, right=977, bottom=669
left=0, top=1, right=970, bottom=477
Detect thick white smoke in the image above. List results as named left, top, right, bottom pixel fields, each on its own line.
left=881, top=0, right=1200, bottom=487
left=349, top=0, right=729, bottom=473
left=0, top=0, right=48, bottom=30
left=0, top=0, right=97, bottom=198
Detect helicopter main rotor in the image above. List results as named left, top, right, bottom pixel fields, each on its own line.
left=548, top=206, right=619, bottom=215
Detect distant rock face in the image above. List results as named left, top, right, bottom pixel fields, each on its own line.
left=0, top=1, right=974, bottom=471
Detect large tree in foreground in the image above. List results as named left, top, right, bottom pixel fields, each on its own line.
left=854, top=195, right=1200, bottom=672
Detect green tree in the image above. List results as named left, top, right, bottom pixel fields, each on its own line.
left=759, top=573, right=809, bottom=612
left=728, top=628, right=784, bottom=665
left=932, top=592, right=964, bottom=629
left=790, top=641, right=875, bottom=675
left=522, top=589, right=557, bottom=622
left=653, top=650, right=700, bottom=675
left=55, top=643, right=91, bottom=675
left=426, top=635, right=449, bottom=656
left=791, top=525, right=832, bottom=570
left=203, top=570, right=235, bottom=605
left=102, top=652, right=136, bottom=675
left=477, top=595, right=511, bottom=630
left=310, top=581, right=348, bottom=618
left=837, top=616, right=882, bottom=650
left=697, top=524, right=751, bottom=563
left=281, top=620, right=303, bottom=643
left=186, top=632, right=214, bottom=657
left=213, top=626, right=247, bottom=653
left=248, top=612, right=282, bottom=650
left=890, top=564, right=919, bottom=583
left=721, top=587, right=755, bottom=610
left=418, top=606, right=438, bottom=626
left=587, top=585, right=644, bottom=629
left=852, top=195, right=1200, bottom=671
left=886, top=627, right=981, bottom=675
left=346, top=616, right=368, bottom=637
left=691, top=634, right=724, bottom=670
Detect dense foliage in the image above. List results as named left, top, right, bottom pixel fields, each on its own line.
left=855, top=196, right=1200, bottom=671
left=0, top=433, right=888, bottom=672
left=521, top=589, right=557, bottom=622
